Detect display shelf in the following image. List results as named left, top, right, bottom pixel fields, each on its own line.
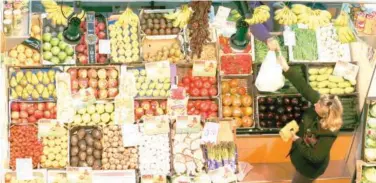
left=135, top=96, right=168, bottom=100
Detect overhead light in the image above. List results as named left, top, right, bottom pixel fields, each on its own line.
left=230, top=1, right=252, bottom=51
left=63, top=17, right=82, bottom=45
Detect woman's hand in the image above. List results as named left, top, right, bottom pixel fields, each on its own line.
left=277, top=55, right=289, bottom=72
left=267, top=37, right=280, bottom=51
left=291, top=131, right=300, bottom=141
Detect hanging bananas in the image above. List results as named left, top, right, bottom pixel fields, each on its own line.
left=274, top=6, right=297, bottom=25
left=164, top=4, right=193, bottom=29
left=334, top=11, right=356, bottom=43
left=41, top=0, right=86, bottom=26
left=116, top=7, right=139, bottom=27
left=290, top=4, right=331, bottom=30
left=244, top=5, right=270, bottom=25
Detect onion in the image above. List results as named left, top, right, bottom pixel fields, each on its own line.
left=223, top=106, right=232, bottom=117
left=232, top=96, right=242, bottom=107
left=241, top=95, right=252, bottom=107
left=232, top=107, right=242, bottom=117
left=222, top=95, right=232, bottom=106
left=242, top=116, right=253, bottom=127
left=221, top=81, right=230, bottom=94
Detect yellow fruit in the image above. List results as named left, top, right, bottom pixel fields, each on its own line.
left=32, top=53, right=41, bottom=63
left=41, top=155, right=47, bottom=163
left=35, top=34, right=41, bottom=40
left=17, top=53, right=26, bottom=62
left=31, top=25, right=41, bottom=34
left=25, top=48, right=33, bottom=58
left=16, top=44, right=25, bottom=53
left=9, top=49, right=18, bottom=58
left=45, top=160, right=52, bottom=167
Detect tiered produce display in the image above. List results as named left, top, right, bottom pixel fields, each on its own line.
left=1, top=1, right=363, bottom=182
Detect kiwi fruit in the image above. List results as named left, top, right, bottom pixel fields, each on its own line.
left=160, top=19, right=166, bottom=25
left=78, top=140, right=87, bottom=151
left=78, top=161, right=88, bottom=167
left=165, top=28, right=172, bottom=35
left=140, top=18, right=146, bottom=25
left=147, top=23, right=154, bottom=29
left=92, top=129, right=102, bottom=139
left=86, top=156, right=95, bottom=166
left=153, top=19, right=160, bottom=24
left=85, top=134, right=94, bottom=147
left=167, top=22, right=173, bottom=28
left=149, top=13, right=155, bottom=19
left=93, top=140, right=102, bottom=150
left=141, top=25, right=147, bottom=31
left=86, top=147, right=94, bottom=155
left=79, top=151, right=87, bottom=161
left=143, top=13, right=149, bottom=19
left=77, top=129, right=86, bottom=140
left=154, top=24, right=160, bottom=30
left=71, top=135, right=78, bottom=146
left=172, top=28, right=180, bottom=34
left=70, top=156, right=79, bottom=166
left=152, top=29, right=159, bottom=35
left=93, top=150, right=101, bottom=159
left=160, top=23, right=166, bottom=29
left=147, top=19, right=153, bottom=24
left=159, top=29, right=166, bottom=35
left=156, top=14, right=162, bottom=19
left=70, top=147, right=79, bottom=156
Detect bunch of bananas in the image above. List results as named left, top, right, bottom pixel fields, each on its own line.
left=274, top=6, right=297, bottom=25
left=117, top=7, right=139, bottom=27
left=244, top=5, right=270, bottom=25
left=41, top=0, right=85, bottom=26
left=164, top=4, right=193, bottom=29
left=334, top=11, right=356, bottom=43
left=292, top=4, right=331, bottom=30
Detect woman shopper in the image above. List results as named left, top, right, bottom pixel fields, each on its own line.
left=277, top=56, right=343, bottom=183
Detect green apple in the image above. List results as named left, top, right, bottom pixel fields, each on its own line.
left=149, top=82, right=156, bottom=89
left=91, top=113, right=101, bottom=123
left=141, top=83, right=148, bottom=90
left=65, top=56, right=73, bottom=62
left=132, top=69, right=139, bottom=77
left=73, top=114, right=82, bottom=124
left=110, top=112, right=115, bottom=121
left=43, top=42, right=52, bottom=51
left=105, top=103, right=114, bottom=113
left=139, top=90, right=146, bottom=97
left=58, top=52, right=67, bottom=61
left=57, top=32, right=64, bottom=41
left=163, top=83, right=171, bottom=90
left=50, top=56, right=60, bottom=64
left=156, top=83, right=163, bottom=90
left=101, top=113, right=111, bottom=123
left=144, top=78, right=151, bottom=85
left=160, top=90, right=166, bottom=97
left=42, top=33, right=52, bottom=42
left=137, top=76, right=145, bottom=83
left=86, top=105, right=96, bottom=114
left=43, top=51, right=53, bottom=60
left=136, top=82, right=142, bottom=89
left=51, top=46, right=61, bottom=56
left=59, top=41, right=67, bottom=50
left=96, top=103, right=105, bottom=114
left=158, top=78, right=165, bottom=83
left=140, top=69, right=146, bottom=76
left=82, top=113, right=91, bottom=123
left=146, top=89, right=153, bottom=96
left=65, top=46, right=74, bottom=56
left=152, top=90, right=160, bottom=97
left=50, top=38, right=60, bottom=46
left=77, top=107, right=86, bottom=114
left=164, top=77, right=170, bottom=83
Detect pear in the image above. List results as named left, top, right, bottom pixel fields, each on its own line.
left=48, top=70, right=56, bottom=82
left=15, top=85, right=23, bottom=96
left=21, top=89, right=29, bottom=100
left=42, top=73, right=50, bottom=85
left=32, top=89, right=40, bottom=99
left=36, top=84, right=45, bottom=94
left=11, top=89, right=18, bottom=99
left=36, top=71, right=44, bottom=82
left=16, top=71, right=24, bottom=83
left=31, top=74, right=39, bottom=85
left=52, top=90, right=57, bottom=98
left=9, top=76, right=17, bottom=88
left=47, top=83, right=55, bottom=92
left=19, top=78, right=28, bottom=87
left=26, top=84, right=34, bottom=95
left=25, top=71, right=33, bottom=83
left=42, top=88, right=50, bottom=99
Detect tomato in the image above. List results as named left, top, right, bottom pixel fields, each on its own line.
left=187, top=69, right=193, bottom=76
left=222, top=106, right=232, bottom=117
left=210, top=102, right=218, bottom=112
left=194, top=110, right=200, bottom=115
left=188, top=101, right=195, bottom=109
left=182, top=76, right=191, bottom=85
left=200, top=111, right=208, bottom=120
left=194, top=101, right=201, bottom=109
left=242, top=116, right=254, bottom=127
left=232, top=107, right=243, bottom=117
left=183, top=85, right=190, bottom=93
left=203, top=81, right=211, bottom=89
left=208, top=77, right=216, bottom=85
left=27, top=107, right=35, bottom=115
left=192, top=76, right=200, bottom=81
left=188, top=108, right=195, bottom=115
left=209, top=87, right=217, bottom=96
left=189, top=83, right=196, bottom=89
left=201, top=77, right=209, bottom=81
left=208, top=111, right=218, bottom=118
left=222, top=95, right=232, bottom=106
left=235, top=117, right=243, bottom=128
left=241, top=95, right=252, bottom=107
left=191, top=88, right=200, bottom=96
left=200, top=88, right=209, bottom=96
left=194, top=80, right=203, bottom=88
left=200, top=102, right=209, bottom=112
left=238, top=87, right=247, bottom=95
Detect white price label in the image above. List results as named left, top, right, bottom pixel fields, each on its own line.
left=16, top=158, right=33, bottom=180
left=283, top=30, right=296, bottom=46
left=214, top=6, right=231, bottom=28
left=122, top=124, right=139, bottom=147
left=333, top=61, right=359, bottom=81
left=200, top=122, right=219, bottom=144
left=145, top=61, right=170, bottom=80
left=99, top=39, right=111, bottom=54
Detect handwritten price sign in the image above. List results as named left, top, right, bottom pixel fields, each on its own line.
left=200, top=122, right=219, bottom=144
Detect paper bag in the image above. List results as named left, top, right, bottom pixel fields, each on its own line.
left=279, top=120, right=299, bottom=142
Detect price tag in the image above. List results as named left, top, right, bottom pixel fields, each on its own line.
left=143, top=116, right=170, bottom=135
left=200, top=122, right=219, bottom=144
left=114, top=95, right=134, bottom=124
left=99, top=40, right=111, bottom=54
left=92, top=170, right=136, bottom=183
left=38, top=119, right=65, bottom=138
left=192, top=60, right=217, bottom=77
left=67, top=167, right=92, bottom=183
left=16, top=158, right=33, bottom=180
left=141, top=175, right=167, bottom=183
left=122, top=124, right=139, bottom=147
left=283, top=30, right=296, bottom=46
left=214, top=6, right=231, bottom=28
left=176, top=115, right=201, bottom=134
left=333, top=61, right=359, bottom=81
left=145, top=61, right=170, bottom=80
left=167, top=97, right=188, bottom=119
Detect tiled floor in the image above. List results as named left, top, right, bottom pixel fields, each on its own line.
left=241, top=160, right=351, bottom=183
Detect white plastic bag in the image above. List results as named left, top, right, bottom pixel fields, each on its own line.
left=255, top=51, right=285, bottom=92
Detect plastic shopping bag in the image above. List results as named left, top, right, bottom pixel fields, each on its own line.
left=255, top=51, right=285, bottom=92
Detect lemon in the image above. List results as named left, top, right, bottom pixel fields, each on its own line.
left=40, top=155, right=47, bottom=163
left=59, top=160, right=67, bottom=167
left=32, top=53, right=40, bottom=63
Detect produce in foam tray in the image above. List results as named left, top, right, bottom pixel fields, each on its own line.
left=5, top=171, right=45, bottom=183
left=72, top=102, right=115, bottom=126
left=9, top=69, right=59, bottom=101
left=10, top=102, right=57, bottom=124
left=308, top=66, right=356, bottom=95
left=317, top=26, right=350, bottom=62
left=7, top=44, right=41, bottom=66
left=109, top=8, right=140, bottom=63
left=128, top=68, right=171, bottom=98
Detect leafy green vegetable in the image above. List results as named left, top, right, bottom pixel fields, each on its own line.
left=292, top=29, right=318, bottom=61
left=254, top=36, right=288, bottom=63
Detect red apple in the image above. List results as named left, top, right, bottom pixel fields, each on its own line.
left=108, top=88, right=118, bottom=98
left=78, top=55, right=88, bottom=64
left=78, top=69, right=88, bottom=78
left=28, top=116, right=37, bottom=123
left=50, top=105, right=57, bottom=114
left=150, top=101, right=159, bottom=111
left=27, top=106, right=35, bottom=115
left=98, top=79, right=108, bottom=89
left=97, top=69, right=107, bottom=79
left=68, top=69, right=78, bottom=79
left=98, top=31, right=106, bottom=39
left=155, top=108, right=164, bottom=115
left=46, top=103, right=56, bottom=110
left=107, top=68, right=118, bottom=79
left=37, top=103, right=45, bottom=111
left=19, top=103, right=28, bottom=111
left=160, top=101, right=167, bottom=110
left=11, top=111, right=19, bottom=119
left=34, top=110, right=43, bottom=119
left=134, top=101, right=140, bottom=108
left=12, top=119, right=20, bottom=123
left=108, top=78, right=118, bottom=87
left=20, top=111, right=28, bottom=119
left=71, top=79, right=79, bottom=89
left=93, top=89, right=99, bottom=98
left=141, top=101, right=151, bottom=110
left=88, top=69, right=98, bottom=79
left=145, top=109, right=154, bottom=116
left=99, top=89, right=108, bottom=99
left=135, top=107, right=144, bottom=118
left=89, top=79, right=98, bottom=88
left=75, top=44, right=85, bottom=53
left=98, top=22, right=106, bottom=31
left=79, top=78, right=89, bottom=88
left=11, top=103, right=20, bottom=111
left=98, top=56, right=107, bottom=64
left=44, top=111, right=51, bottom=118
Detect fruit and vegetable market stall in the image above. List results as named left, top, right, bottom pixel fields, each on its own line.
left=1, top=1, right=376, bottom=183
